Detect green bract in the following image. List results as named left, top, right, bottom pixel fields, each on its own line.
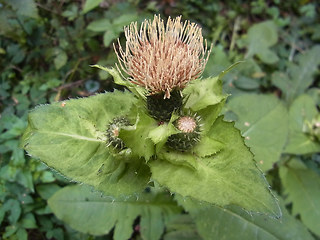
left=21, top=66, right=281, bottom=217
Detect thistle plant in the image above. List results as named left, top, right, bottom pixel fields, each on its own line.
left=21, top=15, right=281, bottom=226
left=115, top=15, right=211, bottom=121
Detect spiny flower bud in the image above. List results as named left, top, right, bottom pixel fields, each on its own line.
left=166, top=114, right=201, bottom=151
left=106, top=116, right=130, bottom=149
left=147, top=89, right=182, bottom=121
left=114, top=15, right=211, bottom=99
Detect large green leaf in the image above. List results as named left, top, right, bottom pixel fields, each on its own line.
left=280, top=158, right=320, bottom=236
left=245, top=21, right=279, bottom=64
left=149, top=116, right=281, bottom=217
left=178, top=196, right=314, bottom=240
left=48, top=185, right=182, bottom=240
left=82, top=0, right=103, bottom=14
left=284, top=94, right=320, bottom=154
left=8, top=0, right=39, bottom=18
left=226, top=94, right=289, bottom=171
left=163, top=215, right=202, bottom=240
left=21, top=91, right=150, bottom=197
left=272, top=45, right=320, bottom=104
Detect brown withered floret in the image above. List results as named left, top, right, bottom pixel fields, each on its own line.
left=114, top=15, right=212, bottom=99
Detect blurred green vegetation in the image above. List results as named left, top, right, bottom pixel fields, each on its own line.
left=0, top=0, right=319, bottom=239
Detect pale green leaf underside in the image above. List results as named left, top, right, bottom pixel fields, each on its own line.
left=280, top=159, right=320, bottom=236
left=148, top=121, right=179, bottom=145
left=119, top=109, right=157, bottom=161
left=48, top=185, right=182, bottom=240
left=21, top=91, right=150, bottom=197
left=178, top=196, right=313, bottom=240
left=150, top=117, right=281, bottom=217
left=284, top=95, right=320, bottom=154
left=148, top=121, right=179, bottom=153
left=183, top=62, right=240, bottom=112
left=226, top=94, right=289, bottom=171
left=183, top=75, right=227, bottom=111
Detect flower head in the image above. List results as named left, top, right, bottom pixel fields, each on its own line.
left=114, top=15, right=211, bottom=99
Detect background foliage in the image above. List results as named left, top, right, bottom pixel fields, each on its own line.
left=0, top=0, right=319, bottom=239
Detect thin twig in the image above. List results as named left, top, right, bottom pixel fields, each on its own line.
left=230, top=17, right=241, bottom=51
left=54, top=79, right=85, bottom=91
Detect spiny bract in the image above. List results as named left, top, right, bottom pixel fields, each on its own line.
left=147, top=89, right=182, bottom=121
left=106, top=116, right=131, bottom=149
left=166, top=114, right=201, bottom=151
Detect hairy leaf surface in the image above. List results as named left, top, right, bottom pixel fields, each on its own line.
left=226, top=94, right=289, bottom=171
left=149, top=116, right=281, bottom=217
left=21, top=91, right=150, bottom=197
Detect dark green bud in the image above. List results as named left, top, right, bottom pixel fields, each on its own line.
left=147, top=89, right=182, bottom=122
left=166, top=114, right=201, bottom=151
left=106, top=116, right=130, bottom=149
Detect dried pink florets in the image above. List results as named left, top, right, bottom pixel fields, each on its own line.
left=114, top=15, right=212, bottom=99
left=177, top=116, right=198, bottom=133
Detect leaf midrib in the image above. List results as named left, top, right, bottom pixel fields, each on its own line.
left=51, top=199, right=180, bottom=209
left=198, top=159, right=278, bottom=216
left=242, top=102, right=280, bottom=137
left=37, top=130, right=103, bottom=142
